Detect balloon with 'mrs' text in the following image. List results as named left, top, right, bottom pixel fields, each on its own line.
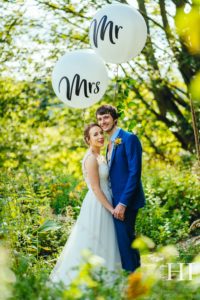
left=89, top=3, right=147, bottom=63
left=52, top=49, right=109, bottom=109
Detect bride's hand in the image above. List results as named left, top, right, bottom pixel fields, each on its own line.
left=110, top=208, right=115, bottom=215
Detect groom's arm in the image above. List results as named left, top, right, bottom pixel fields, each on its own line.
left=119, top=134, right=142, bottom=207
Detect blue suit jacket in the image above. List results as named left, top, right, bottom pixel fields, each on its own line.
left=109, top=129, right=146, bottom=210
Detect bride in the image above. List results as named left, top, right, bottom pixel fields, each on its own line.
left=49, top=123, right=122, bottom=285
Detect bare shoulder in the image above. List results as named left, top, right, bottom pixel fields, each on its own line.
left=84, top=153, right=98, bottom=169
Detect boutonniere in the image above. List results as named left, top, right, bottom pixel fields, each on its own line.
left=114, top=137, right=122, bottom=148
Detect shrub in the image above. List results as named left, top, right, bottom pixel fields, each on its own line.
left=136, top=164, right=200, bottom=245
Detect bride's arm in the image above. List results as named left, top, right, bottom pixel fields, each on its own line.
left=85, top=155, right=114, bottom=214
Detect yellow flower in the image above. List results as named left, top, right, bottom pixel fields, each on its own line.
left=126, top=272, right=149, bottom=299
left=75, top=181, right=86, bottom=191
left=114, top=137, right=122, bottom=147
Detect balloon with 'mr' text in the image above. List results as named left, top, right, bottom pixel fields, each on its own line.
left=52, top=49, right=109, bottom=109
left=89, top=3, right=147, bottom=64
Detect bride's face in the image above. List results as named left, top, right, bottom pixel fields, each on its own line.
left=88, top=126, right=104, bottom=148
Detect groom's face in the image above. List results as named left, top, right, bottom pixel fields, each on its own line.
left=97, top=113, right=116, bottom=133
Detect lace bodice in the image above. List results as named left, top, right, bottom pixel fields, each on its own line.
left=82, top=149, right=109, bottom=189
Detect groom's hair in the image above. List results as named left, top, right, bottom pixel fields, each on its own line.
left=96, top=105, right=119, bottom=121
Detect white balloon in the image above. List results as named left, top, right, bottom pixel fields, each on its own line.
left=89, top=3, right=147, bottom=63
left=52, top=49, right=109, bottom=109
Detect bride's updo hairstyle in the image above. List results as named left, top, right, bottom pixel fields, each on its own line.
left=84, top=123, right=102, bottom=145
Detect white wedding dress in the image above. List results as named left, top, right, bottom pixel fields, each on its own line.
left=49, top=150, right=121, bottom=285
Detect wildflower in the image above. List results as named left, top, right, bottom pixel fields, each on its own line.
left=75, top=181, right=86, bottom=191
left=126, top=272, right=149, bottom=299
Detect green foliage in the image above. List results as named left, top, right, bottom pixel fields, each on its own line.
left=136, top=163, right=200, bottom=245
left=0, top=168, right=76, bottom=258
left=50, top=176, right=87, bottom=216
left=11, top=253, right=63, bottom=300
left=0, top=1, right=200, bottom=298
left=178, top=243, right=200, bottom=263
left=148, top=280, right=200, bottom=300
left=1, top=163, right=199, bottom=299
left=0, top=75, right=191, bottom=173
left=1, top=0, right=200, bottom=153
left=9, top=237, right=200, bottom=300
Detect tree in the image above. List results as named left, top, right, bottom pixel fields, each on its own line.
left=1, top=0, right=199, bottom=156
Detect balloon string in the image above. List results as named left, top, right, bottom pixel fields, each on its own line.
left=82, top=109, right=86, bottom=126
left=114, top=64, right=119, bottom=102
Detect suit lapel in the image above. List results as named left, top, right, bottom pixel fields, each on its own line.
left=109, top=129, right=123, bottom=169
left=106, top=145, right=108, bottom=164
left=109, top=146, right=116, bottom=169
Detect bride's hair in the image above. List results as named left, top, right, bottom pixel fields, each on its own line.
left=84, top=123, right=101, bottom=145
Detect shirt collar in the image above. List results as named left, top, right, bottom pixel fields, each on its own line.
left=110, top=127, right=121, bottom=142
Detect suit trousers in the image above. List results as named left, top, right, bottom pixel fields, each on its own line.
left=113, top=208, right=140, bottom=272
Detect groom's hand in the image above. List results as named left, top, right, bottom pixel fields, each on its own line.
left=113, top=204, right=126, bottom=221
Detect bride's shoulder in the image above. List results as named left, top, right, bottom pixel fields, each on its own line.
left=82, top=151, right=106, bottom=167
left=83, top=151, right=97, bottom=165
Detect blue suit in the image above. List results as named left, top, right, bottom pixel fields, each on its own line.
left=108, top=128, right=145, bottom=272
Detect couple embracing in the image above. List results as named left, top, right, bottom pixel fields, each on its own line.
left=50, top=105, right=146, bottom=285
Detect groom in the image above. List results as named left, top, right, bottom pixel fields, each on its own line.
left=96, top=104, right=146, bottom=272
